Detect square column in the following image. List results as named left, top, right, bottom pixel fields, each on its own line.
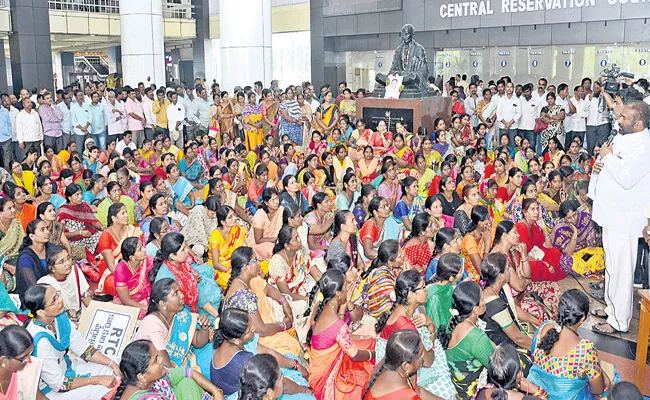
left=9, top=0, right=54, bottom=94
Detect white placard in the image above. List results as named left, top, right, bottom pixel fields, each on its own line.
left=78, top=300, right=140, bottom=358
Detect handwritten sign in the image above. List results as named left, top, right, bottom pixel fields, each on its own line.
left=78, top=301, right=140, bottom=358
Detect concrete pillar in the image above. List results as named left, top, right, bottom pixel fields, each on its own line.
left=219, top=0, right=272, bottom=92
left=0, top=40, right=8, bottom=94
left=9, top=0, right=54, bottom=94
left=192, top=0, right=215, bottom=85
left=60, top=52, right=74, bottom=88
left=119, top=0, right=165, bottom=87
left=107, top=46, right=122, bottom=75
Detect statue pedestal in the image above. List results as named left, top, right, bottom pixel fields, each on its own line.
left=356, top=96, right=452, bottom=134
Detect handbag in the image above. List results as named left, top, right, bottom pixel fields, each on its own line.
left=534, top=117, right=548, bottom=134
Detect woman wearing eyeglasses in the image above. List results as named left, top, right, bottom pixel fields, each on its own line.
left=37, top=246, right=91, bottom=327
left=24, top=284, right=120, bottom=400
left=0, top=325, right=47, bottom=400
left=15, top=219, right=50, bottom=308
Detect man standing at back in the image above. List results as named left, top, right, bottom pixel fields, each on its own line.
left=71, top=89, right=91, bottom=151
left=39, top=91, right=64, bottom=153
left=589, top=100, right=650, bottom=335
left=496, top=81, right=521, bottom=146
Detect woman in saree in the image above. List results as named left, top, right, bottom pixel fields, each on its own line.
left=425, top=253, right=464, bottom=334
left=377, top=162, right=401, bottom=209
left=478, top=179, right=505, bottom=225
left=0, top=198, right=24, bottom=279
left=261, top=89, right=280, bottom=137
left=528, top=290, right=610, bottom=400
left=512, top=179, right=556, bottom=230
left=221, top=246, right=301, bottom=357
left=357, top=146, right=380, bottom=185
left=209, top=205, right=247, bottom=290
left=491, top=220, right=560, bottom=322
left=339, top=88, right=356, bottom=119
left=211, top=308, right=312, bottom=400
left=308, top=130, right=329, bottom=157
left=539, top=93, right=566, bottom=154
left=117, top=166, right=140, bottom=203
left=269, top=225, right=321, bottom=342
left=150, top=232, right=222, bottom=325
left=209, top=177, right=252, bottom=226
left=394, top=176, right=423, bottom=237
left=39, top=145, right=63, bottom=180
left=360, top=239, right=403, bottom=318
left=140, top=194, right=181, bottom=244
left=359, top=196, right=399, bottom=262
left=439, top=281, right=493, bottom=400
left=113, top=237, right=153, bottom=320
left=551, top=200, right=605, bottom=277
left=314, top=91, right=339, bottom=136
left=219, top=91, right=235, bottom=140
left=304, top=192, right=334, bottom=270
left=37, top=202, right=71, bottom=255
left=57, top=141, right=76, bottom=167
left=37, top=246, right=91, bottom=327
left=374, top=270, right=457, bottom=400
left=56, top=184, right=103, bottom=260
left=135, top=278, right=216, bottom=379
left=496, top=167, right=523, bottom=218
left=67, top=156, right=85, bottom=188
left=181, top=196, right=219, bottom=256
left=3, top=183, right=36, bottom=232
left=247, top=163, right=270, bottom=215
left=403, top=213, right=436, bottom=277
left=307, top=269, right=375, bottom=399
left=97, top=181, right=136, bottom=227
left=115, top=339, right=223, bottom=400
left=96, top=202, right=143, bottom=296
left=24, top=284, right=120, bottom=400
left=243, top=92, right=264, bottom=150
left=165, top=163, right=195, bottom=210
left=386, top=133, right=415, bottom=174
left=0, top=325, right=47, bottom=400
left=134, top=181, right=156, bottom=225
left=10, top=161, right=36, bottom=197
left=414, top=154, right=435, bottom=199
left=178, top=143, right=205, bottom=192
left=515, top=199, right=569, bottom=282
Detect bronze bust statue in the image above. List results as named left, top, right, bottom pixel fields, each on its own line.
left=375, top=24, right=430, bottom=95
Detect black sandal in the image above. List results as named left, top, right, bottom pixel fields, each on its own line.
left=591, top=322, right=624, bottom=335
left=590, top=308, right=607, bottom=319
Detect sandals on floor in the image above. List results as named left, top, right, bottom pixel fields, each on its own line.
left=591, top=322, right=626, bottom=335
left=589, top=280, right=604, bottom=290
left=590, top=308, right=607, bottom=319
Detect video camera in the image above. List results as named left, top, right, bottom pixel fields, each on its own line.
left=598, top=64, right=635, bottom=95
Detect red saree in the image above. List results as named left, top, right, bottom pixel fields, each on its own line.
left=515, top=221, right=567, bottom=282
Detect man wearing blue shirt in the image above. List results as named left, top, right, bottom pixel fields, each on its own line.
left=71, top=89, right=91, bottom=152
left=89, top=91, right=107, bottom=151
left=0, top=94, right=12, bottom=170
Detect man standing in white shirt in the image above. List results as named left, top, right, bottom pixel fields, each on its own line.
left=104, top=90, right=126, bottom=141
left=167, top=92, right=185, bottom=148
left=589, top=100, right=650, bottom=334
left=57, top=92, right=73, bottom=148
left=586, top=84, right=611, bottom=155
left=496, top=82, right=521, bottom=146
left=194, top=86, right=211, bottom=137
left=142, top=88, right=157, bottom=141
left=567, top=85, right=589, bottom=149
left=518, top=84, right=540, bottom=152
left=464, top=83, right=481, bottom=129
left=16, top=98, right=43, bottom=156
left=531, top=78, right=548, bottom=108
left=492, top=80, right=506, bottom=108
left=184, top=87, right=199, bottom=142
left=555, top=83, right=572, bottom=148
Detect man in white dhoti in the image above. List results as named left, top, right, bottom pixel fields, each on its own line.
left=589, top=100, right=650, bottom=333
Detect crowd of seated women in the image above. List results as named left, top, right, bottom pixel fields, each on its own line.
left=0, top=94, right=625, bottom=400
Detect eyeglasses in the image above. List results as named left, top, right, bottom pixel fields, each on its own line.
left=54, top=258, right=72, bottom=267
left=12, top=353, right=31, bottom=365
left=414, top=285, right=426, bottom=293
left=247, top=258, right=259, bottom=266
left=45, top=290, right=62, bottom=308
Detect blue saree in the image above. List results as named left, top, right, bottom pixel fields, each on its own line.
left=166, top=176, right=194, bottom=208
left=166, top=308, right=214, bottom=378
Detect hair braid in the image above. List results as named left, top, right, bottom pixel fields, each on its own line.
left=306, top=299, right=326, bottom=345
left=302, top=284, right=320, bottom=318
left=218, top=273, right=236, bottom=314
left=362, top=362, right=386, bottom=400
left=112, top=380, right=128, bottom=400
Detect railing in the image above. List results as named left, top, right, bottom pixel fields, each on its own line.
left=74, top=55, right=109, bottom=79
left=46, top=0, right=195, bottom=19
left=0, top=0, right=9, bottom=8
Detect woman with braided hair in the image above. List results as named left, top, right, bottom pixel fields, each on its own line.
left=439, top=281, right=493, bottom=400
left=403, top=212, right=437, bottom=277
left=374, top=270, right=456, bottom=400
left=238, top=354, right=283, bottom=400
left=424, top=253, right=465, bottom=338
left=474, top=343, right=546, bottom=400
left=210, top=308, right=312, bottom=399
left=307, top=269, right=376, bottom=399
left=361, top=239, right=403, bottom=318
left=220, top=246, right=301, bottom=357
left=112, top=339, right=222, bottom=400
left=363, top=330, right=432, bottom=400
left=528, top=290, right=611, bottom=400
